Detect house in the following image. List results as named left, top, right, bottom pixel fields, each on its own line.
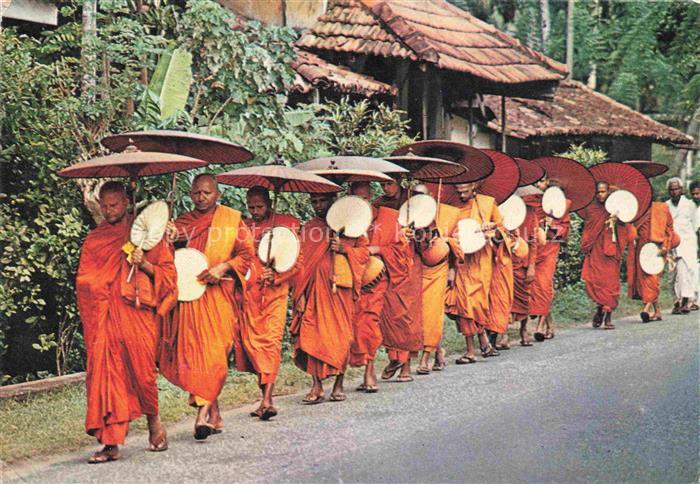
left=1, top=0, right=58, bottom=27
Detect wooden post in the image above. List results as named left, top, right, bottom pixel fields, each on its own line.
left=566, top=0, right=574, bottom=79
left=421, top=63, right=428, bottom=140
left=501, top=95, right=507, bottom=153
left=468, top=96, right=474, bottom=145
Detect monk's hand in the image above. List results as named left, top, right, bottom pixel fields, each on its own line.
left=482, top=222, right=496, bottom=239
left=447, top=267, right=456, bottom=288
left=165, top=220, right=177, bottom=242
left=526, top=267, right=536, bottom=283
left=330, top=234, right=345, bottom=253
left=199, top=263, right=229, bottom=284
left=260, top=267, right=275, bottom=285
left=404, top=227, right=415, bottom=240
left=368, top=245, right=381, bottom=255
left=131, top=247, right=145, bottom=266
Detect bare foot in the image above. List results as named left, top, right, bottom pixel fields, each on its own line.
left=88, top=445, right=120, bottom=464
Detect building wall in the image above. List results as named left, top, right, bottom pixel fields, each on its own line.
left=216, top=0, right=327, bottom=29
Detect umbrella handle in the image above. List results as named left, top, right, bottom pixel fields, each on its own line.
left=127, top=235, right=147, bottom=283
left=168, top=173, right=178, bottom=218
left=330, top=229, right=340, bottom=294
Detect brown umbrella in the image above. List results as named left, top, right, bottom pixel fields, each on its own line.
left=477, top=149, right=521, bottom=204
left=101, top=130, right=253, bottom=165
left=392, top=140, right=493, bottom=183
left=589, top=162, right=653, bottom=222
left=384, top=152, right=464, bottom=180
left=514, top=157, right=545, bottom=186
left=622, top=160, right=669, bottom=178
left=309, top=168, right=393, bottom=184
left=295, top=156, right=408, bottom=175
left=532, top=156, right=596, bottom=212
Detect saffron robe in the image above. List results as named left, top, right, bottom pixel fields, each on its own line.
left=373, top=199, right=423, bottom=362
left=159, top=205, right=254, bottom=405
left=627, top=202, right=677, bottom=304
left=237, top=213, right=300, bottom=385
left=529, top=204, right=571, bottom=317
left=580, top=201, right=637, bottom=311
left=420, top=203, right=461, bottom=350
left=446, top=194, right=502, bottom=336
left=291, top=218, right=369, bottom=379
left=77, top=216, right=177, bottom=445
left=511, top=194, right=541, bottom=320
left=349, top=206, right=406, bottom=367
left=487, top=233, right=526, bottom=334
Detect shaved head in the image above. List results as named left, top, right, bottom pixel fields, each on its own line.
left=99, top=181, right=128, bottom=200
left=190, top=173, right=220, bottom=213
left=98, top=181, right=129, bottom=224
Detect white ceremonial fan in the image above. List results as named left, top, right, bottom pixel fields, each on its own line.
left=398, top=193, right=437, bottom=229
left=130, top=200, right=169, bottom=250
left=498, top=195, right=527, bottom=231
left=326, top=195, right=373, bottom=238
left=542, top=186, right=567, bottom=219
left=639, top=242, right=664, bottom=275
left=605, top=189, right=638, bottom=223
left=457, top=218, right=487, bottom=254
left=174, top=248, right=208, bottom=301
left=258, top=226, right=300, bottom=273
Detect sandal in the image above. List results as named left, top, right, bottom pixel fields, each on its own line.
left=88, top=447, right=120, bottom=464
left=495, top=343, right=510, bottom=350
left=416, top=366, right=431, bottom=375
left=194, top=423, right=215, bottom=441
left=481, top=347, right=499, bottom=358
left=592, top=308, right=603, bottom=327
left=671, top=304, right=681, bottom=315
left=533, top=332, right=545, bottom=342
left=250, top=408, right=263, bottom=418
left=640, top=311, right=650, bottom=323
left=329, top=393, right=346, bottom=402
left=690, top=304, right=699, bottom=311
left=650, top=315, right=663, bottom=322
left=365, top=385, right=378, bottom=393
left=544, top=331, right=554, bottom=339
left=260, top=406, right=278, bottom=421
left=148, top=428, right=168, bottom=452
left=355, top=383, right=368, bottom=392
left=603, top=322, right=615, bottom=330
left=432, top=361, right=446, bottom=371
left=395, top=375, right=414, bottom=383
left=381, top=362, right=403, bottom=380
left=520, top=340, right=533, bottom=347
left=432, top=348, right=446, bottom=371
left=302, top=394, right=325, bottom=405
left=455, top=355, right=477, bottom=365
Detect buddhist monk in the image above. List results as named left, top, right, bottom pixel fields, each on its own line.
left=446, top=182, right=501, bottom=363
left=291, top=193, right=369, bottom=403
left=579, top=182, right=637, bottom=329
left=374, top=179, right=423, bottom=382
left=159, top=174, right=255, bottom=440
left=349, top=181, right=407, bottom=391
left=416, top=185, right=461, bottom=374
left=530, top=177, right=571, bottom=340
left=627, top=195, right=678, bottom=322
left=510, top=187, right=542, bottom=347
left=237, top=186, right=300, bottom=419
left=490, top=229, right=527, bottom=351
left=76, top=181, right=176, bottom=463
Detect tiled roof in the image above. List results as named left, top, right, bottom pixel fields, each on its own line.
left=291, top=50, right=398, bottom=98
left=483, top=81, right=693, bottom=146
left=297, top=0, right=567, bottom=84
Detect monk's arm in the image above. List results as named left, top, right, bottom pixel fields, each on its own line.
left=228, top=220, right=255, bottom=276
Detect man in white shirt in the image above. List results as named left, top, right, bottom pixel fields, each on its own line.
left=666, top=177, right=699, bottom=313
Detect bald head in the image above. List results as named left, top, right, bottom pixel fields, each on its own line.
left=190, top=173, right=220, bottom=213
left=98, top=181, right=129, bottom=225
left=247, top=186, right=272, bottom=222
left=350, top=181, right=372, bottom=202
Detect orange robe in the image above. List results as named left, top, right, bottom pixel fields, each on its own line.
left=373, top=200, right=423, bottom=362
left=291, top=218, right=369, bottom=379
left=487, top=233, right=525, bottom=334
left=446, top=194, right=502, bottom=336
left=627, top=202, right=677, bottom=304
left=580, top=201, right=637, bottom=311
left=77, top=216, right=177, bottom=445
left=159, top=205, right=254, bottom=405
left=530, top=205, right=571, bottom=316
left=237, top=213, right=300, bottom=385
left=511, top=194, right=541, bottom=320
left=420, top=203, right=460, bottom=350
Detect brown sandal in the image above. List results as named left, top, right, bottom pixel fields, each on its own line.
left=148, top=428, right=168, bottom=452
left=416, top=366, right=431, bottom=375
left=88, top=446, right=121, bottom=464
left=381, top=362, right=403, bottom=380
left=260, top=406, right=278, bottom=420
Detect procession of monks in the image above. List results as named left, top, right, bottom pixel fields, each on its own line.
left=75, top=153, right=698, bottom=464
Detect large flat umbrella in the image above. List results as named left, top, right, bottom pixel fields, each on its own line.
left=384, top=152, right=464, bottom=180
left=101, top=130, right=253, bottom=165
left=295, top=156, right=407, bottom=175
left=477, top=149, right=521, bottom=204
left=309, top=168, right=393, bottom=184
left=532, top=156, right=596, bottom=212
left=589, top=162, right=652, bottom=222
left=622, top=160, right=669, bottom=178
left=392, top=140, right=493, bottom=183
left=514, top=157, right=545, bottom=186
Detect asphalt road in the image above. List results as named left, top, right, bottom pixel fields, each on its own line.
left=7, top=313, right=699, bottom=483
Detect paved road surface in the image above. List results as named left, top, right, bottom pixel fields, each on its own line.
left=7, top=313, right=699, bottom=483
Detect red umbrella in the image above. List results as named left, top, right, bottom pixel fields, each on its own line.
left=622, top=160, right=669, bottom=178
left=532, top=156, right=596, bottom=212
left=216, top=164, right=341, bottom=193
left=391, top=140, right=493, bottom=183
left=589, top=162, right=653, bottom=221
left=384, top=152, right=464, bottom=180
left=57, top=149, right=207, bottom=179
left=309, top=168, right=393, bottom=184
left=101, top=130, right=253, bottom=165
left=514, top=157, right=545, bottom=186
left=477, top=149, right=521, bottom=204
left=295, top=156, right=408, bottom=175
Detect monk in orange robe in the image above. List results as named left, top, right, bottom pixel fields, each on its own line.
left=490, top=230, right=527, bottom=350
left=446, top=182, right=502, bottom=363
left=236, top=186, right=300, bottom=419
left=291, top=193, right=369, bottom=403
left=511, top=188, right=542, bottom=346
left=374, top=179, right=423, bottom=382
left=348, top=181, right=408, bottom=392
left=627, top=200, right=678, bottom=322
left=580, top=182, right=637, bottom=329
left=159, top=174, right=254, bottom=440
left=530, top=178, right=571, bottom=340
left=76, top=181, right=176, bottom=463
left=416, top=190, right=460, bottom=374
